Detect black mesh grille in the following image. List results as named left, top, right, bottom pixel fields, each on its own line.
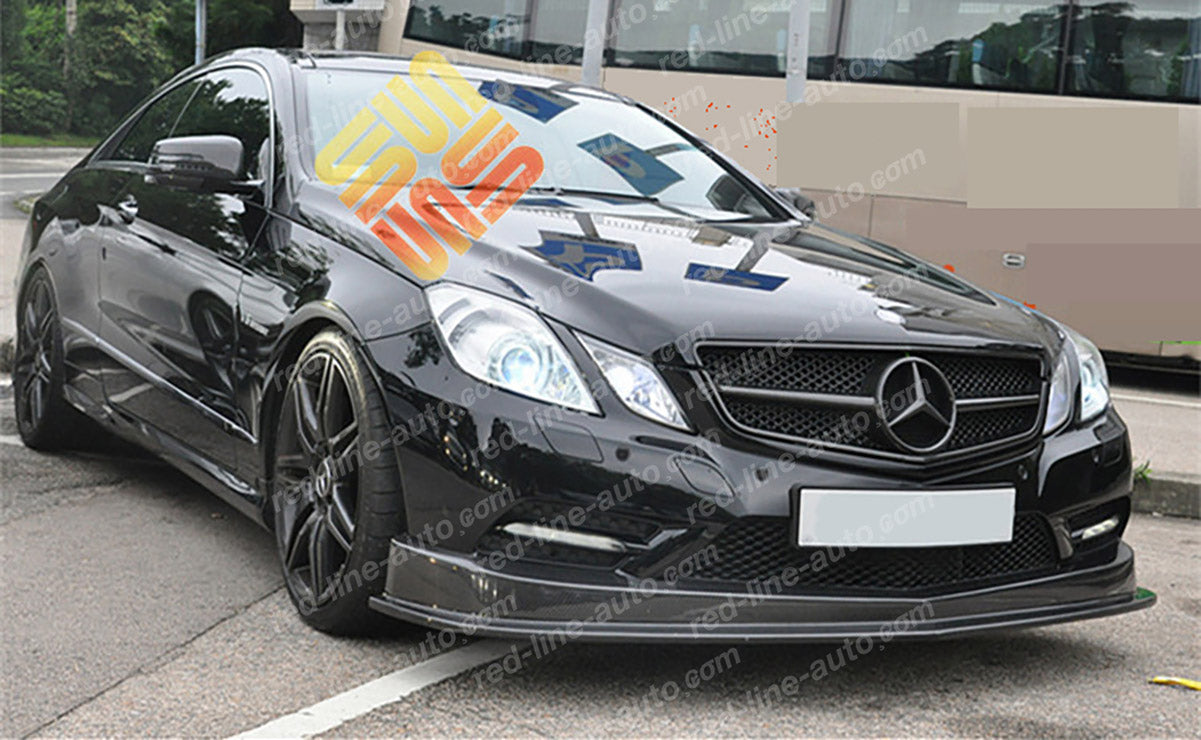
left=698, top=345, right=1044, bottom=457
left=926, top=353, right=1043, bottom=399
left=700, top=347, right=876, bottom=395
left=722, top=399, right=885, bottom=450
left=686, top=514, right=1058, bottom=593
left=946, top=406, right=1040, bottom=450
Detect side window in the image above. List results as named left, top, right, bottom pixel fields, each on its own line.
left=171, top=68, right=272, bottom=180
left=109, top=81, right=199, bottom=163
left=405, top=0, right=531, bottom=58
left=1067, top=1, right=1201, bottom=102
left=838, top=0, right=1066, bottom=93
left=528, top=0, right=589, bottom=64
left=610, top=0, right=837, bottom=78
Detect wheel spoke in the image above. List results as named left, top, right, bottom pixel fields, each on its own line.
left=330, top=421, right=359, bottom=475
left=22, top=300, right=39, bottom=343
left=29, top=284, right=50, bottom=334
left=284, top=504, right=317, bottom=573
left=308, top=515, right=333, bottom=596
left=38, top=313, right=54, bottom=345
left=28, top=377, right=46, bottom=423
left=35, top=352, right=52, bottom=378
left=292, top=380, right=320, bottom=455
left=19, top=375, right=36, bottom=419
left=330, top=419, right=358, bottom=452
left=315, top=356, right=336, bottom=439
left=12, top=350, right=34, bottom=377
left=326, top=494, right=354, bottom=552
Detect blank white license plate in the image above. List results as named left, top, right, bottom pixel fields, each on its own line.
left=796, top=487, right=1016, bottom=548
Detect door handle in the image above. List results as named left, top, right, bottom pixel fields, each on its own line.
left=1002, top=252, right=1026, bottom=269
left=116, top=195, right=138, bottom=224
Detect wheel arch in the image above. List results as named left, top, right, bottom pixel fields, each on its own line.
left=258, top=316, right=340, bottom=526
left=15, top=258, right=56, bottom=312
left=255, top=303, right=399, bottom=527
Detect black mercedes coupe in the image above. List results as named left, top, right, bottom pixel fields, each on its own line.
left=13, top=48, right=1154, bottom=639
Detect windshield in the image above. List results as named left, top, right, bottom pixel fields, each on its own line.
left=301, top=68, right=779, bottom=221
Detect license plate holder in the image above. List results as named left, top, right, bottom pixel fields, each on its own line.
left=795, top=487, right=1016, bottom=548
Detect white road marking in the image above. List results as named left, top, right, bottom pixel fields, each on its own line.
left=1111, top=392, right=1201, bottom=410
left=228, top=640, right=514, bottom=739
left=0, top=171, right=67, bottom=179
left=0, top=434, right=24, bottom=447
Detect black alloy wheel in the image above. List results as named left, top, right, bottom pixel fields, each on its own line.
left=271, top=329, right=406, bottom=635
left=13, top=270, right=82, bottom=449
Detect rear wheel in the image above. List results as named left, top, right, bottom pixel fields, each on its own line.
left=270, top=329, right=407, bottom=635
left=13, top=270, right=84, bottom=449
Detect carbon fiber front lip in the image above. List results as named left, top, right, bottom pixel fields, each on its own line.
left=370, top=538, right=1154, bottom=643
left=371, top=590, right=1154, bottom=643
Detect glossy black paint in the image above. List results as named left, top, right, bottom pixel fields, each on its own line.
left=16, top=49, right=1149, bottom=639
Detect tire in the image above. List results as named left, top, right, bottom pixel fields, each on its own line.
left=270, top=329, right=408, bottom=635
left=13, top=270, right=86, bottom=450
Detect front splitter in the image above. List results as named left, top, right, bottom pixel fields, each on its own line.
left=370, top=538, right=1156, bottom=643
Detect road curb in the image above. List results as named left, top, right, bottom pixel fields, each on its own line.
left=1133, top=473, right=1201, bottom=519
left=0, top=317, right=1193, bottom=521
left=13, top=193, right=37, bottom=215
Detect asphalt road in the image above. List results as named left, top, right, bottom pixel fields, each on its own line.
left=0, top=148, right=92, bottom=343
left=2, top=147, right=1199, bottom=738
left=1, top=381, right=1197, bottom=737
left=0, top=148, right=89, bottom=219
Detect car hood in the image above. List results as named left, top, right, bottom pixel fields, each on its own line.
left=300, top=190, right=1057, bottom=363
left=445, top=202, right=1056, bottom=363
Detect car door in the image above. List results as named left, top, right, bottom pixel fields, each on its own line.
left=39, top=80, right=201, bottom=414
left=99, top=66, right=272, bottom=468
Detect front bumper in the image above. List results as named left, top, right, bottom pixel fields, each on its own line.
left=370, top=539, right=1155, bottom=642
left=365, top=328, right=1154, bottom=642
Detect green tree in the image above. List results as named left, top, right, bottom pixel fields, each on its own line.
left=68, top=0, right=174, bottom=135
left=4, top=0, right=303, bottom=137
left=20, top=2, right=66, bottom=92
left=1, top=0, right=69, bottom=135
left=159, top=0, right=302, bottom=72
left=1, top=0, right=29, bottom=72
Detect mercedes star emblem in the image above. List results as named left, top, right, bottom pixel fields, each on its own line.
left=876, top=357, right=957, bottom=453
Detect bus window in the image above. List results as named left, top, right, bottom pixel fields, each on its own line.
left=838, top=0, right=1065, bottom=93
left=609, top=0, right=837, bottom=79
left=406, top=0, right=531, bottom=59
left=1066, top=1, right=1201, bottom=103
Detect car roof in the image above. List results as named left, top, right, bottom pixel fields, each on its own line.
left=207, top=47, right=610, bottom=95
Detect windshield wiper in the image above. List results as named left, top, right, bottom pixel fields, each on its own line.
left=442, top=184, right=659, bottom=204
left=525, top=186, right=660, bottom=204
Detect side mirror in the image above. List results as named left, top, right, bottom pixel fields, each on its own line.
left=774, top=187, right=817, bottom=220
left=147, top=135, right=258, bottom=194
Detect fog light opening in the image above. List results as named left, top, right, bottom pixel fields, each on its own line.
left=501, top=523, right=628, bottom=553
left=1072, top=515, right=1120, bottom=541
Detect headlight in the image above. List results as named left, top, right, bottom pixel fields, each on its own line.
left=426, top=284, right=598, bottom=414
left=1043, top=324, right=1111, bottom=433
left=1044, top=349, right=1072, bottom=433
left=577, top=334, right=689, bottom=431
left=1066, top=326, right=1110, bottom=422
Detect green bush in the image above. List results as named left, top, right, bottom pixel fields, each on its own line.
left=0, top=82, right=69, bottom=136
